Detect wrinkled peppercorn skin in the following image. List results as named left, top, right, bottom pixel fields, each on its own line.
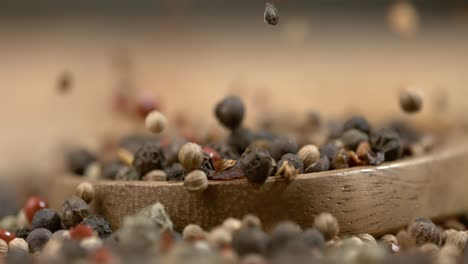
left=215, top=96, right=245, bottom=130
left=239, top=146, right=273, bottom=184
left=132, top=143, right=166, bottom=178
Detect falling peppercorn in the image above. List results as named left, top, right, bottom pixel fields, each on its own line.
left=57, top=71, right=73, bottom=94
left=400, top=89, right=423, bottom=113
left=264, top=2, right=279, bottom=26
left=215, top=96, right=245, bottom=130
left=145, top=110, right=167, bottom=134
left=238, top=145, right=273, bottom=185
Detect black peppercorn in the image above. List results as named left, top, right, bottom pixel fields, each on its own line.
left=370, top=128, right=402, bottom=161
left=400, top=89, right=423, bottom=113
left=67, top=148, right=97, bottom=175
left=267, top=222, right=302, bottom=255
left=300, top=228, right=325, bottom=250
left=320, top=143, right=340, bottom=160
left=31, top=208, right=62, bottom=233
left=60, top=197, right=90, bottom=229
left=227, top=127, right=255, bottom=155
left=132, top=142, right=165, bottom=178
left=57, top=70, right=73, bottom=94
left=101, top=160, right=126, bottom=180
left=214, top=95, right=245, bottom=130
left=14, top=228, right=30, bottom=240
left=407, top=218, right=442, bottom=246
left=119, top=133, right=156, bottom=155
left=81, top=215, right=112, bottom=239
left=165, top=163, right=186, bottom=182
left=342, top=116, right=371, bottom=135
left=27, top=228, right=52, bottom=253
left=232, top=227, right=269, bottom=257
left=340, top=129, right=369, bottom=150
left=276, top=154, right=304, bottom=181
left=269, top=136, right=298, bottom=162
left=239, top=146, right=273, bottom=185
left=305, top=156, right=330, bottom=173
left=264, top=2, right=279, bottom=25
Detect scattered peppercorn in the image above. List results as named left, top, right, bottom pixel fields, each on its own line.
left=132, top=142, right=165, bottom=178
left=313, top=213, right=340, bottom=241
left=166, top=163, right=186, bottom=182
left=26, top=228, right=52, bottom=253
left=239, top=146, right=273, bottom=185
left=305, top=156, right=330, bottom=173
left=370, top=128, right=402, bottom=161
left=31, top=208, right=62, bottom=233
left=215, top=96, right=245, bottom=130
left=145, top=110, right=167, bottom=134
left=184, top=170, right=209, bottom=192
left=400, top=89, right=423, bottom=113
left=178, top=142, right=205, bottom=172
left=297, top=144, right=320, bottom=168
left=81, top=215, right=112, bottom=239
left=23, top=196, right=48, bottom=223
left=69, top=224, right=94, bottom=241
left=76, top=182, right=95, bottom=204
left=264, top=2, right=279, bottom=25
left=0, top=229, right=16, bottom=244
left=67, top=148, right=97, bottom=175
left=276, top=154, right=304, bottom=181
left=407, top=218, right=443, bottom=246
left=60, top=197, right=90, bottom=229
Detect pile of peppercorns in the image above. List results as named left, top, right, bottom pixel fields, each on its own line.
left=66, top=95, right=433, bottom=191
left=1, top=186, right=467, bottom=264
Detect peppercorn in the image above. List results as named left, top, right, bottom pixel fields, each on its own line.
left=215, top=159, right=237, bottom=173
left=357, top=233, right=377, bottom=246
left=182, top=224, right=205, bottom=242
left=142, top=169, right=167, bottom=181
left=178, top=142, right=205, bottom=172
left=23, top=196, right=48, bottom=223
left=301, top=228, right=325, bottom=250
left=297, top=144, right=320, bottom=168
left=267, top=222, right=302, bottom=255
left=0, top=216, right=16, bottom=232
left=227, top=127, right=255, bottom=155
left=370, top=128, right=402, bottom=161
left=31, top=208, right=62, bottom=233
left=184, top=170, right=209, bottom=192
left=342, top=116, right=371, bottom=135
left=340, top=129, right=369, bottom=150
left=269, top=136, right=298, bottom=162
left=208, top=143, right=240, bottom=160
left=84, top=162, right=102, bottom=180
left=101, top=160, right=125, bottom=180
left=200, top=153, right=216, bottom=177
left=4, top=247, right=33, bottom=264
left=117, top=148, right=134, bottom=166
left=396, top=230, right=416, bottom=251
left=223, top=218, right=242, bottom=234
left=446, top=231, right=467, bottom=251
left=314, top=213, right=339, bottom=241
left=145, top=110, right=167, bottom=134
left=400, top=89, right=423, bottom=113
left=242, top=214, right=262, bottom=230
left=214, top=96, right=245, bottom=130
left=57, top=70, right=73, bottom=93
left=26, top=228, right=52, bottom=253
left=67, top=148, right=97, bottom=175
left=81, top=215, right=112, bottom=239
left=207, top=227, right=232, bottom=249
left=305, top=156, right=330, bottom=173
left=419, top=243, right=440, bottom=257
left=232, top=227, right=269, bottom=257
left=70, top=224, right=94, bottom=241
left=0, top=229, right=16, bottom=244
left=276, top=154, right=304, bottom=181
left=165, top=163, right=186, bottom=182
left=264, top=2, right=279, bottom=25
left=76, top=182, right=94, bottom=204
left=407, top=218, right=442, bottom=246
left=132, top=142, right=165, bottom=178
left=203, top=146, right=221, bottom=166
left=115, top=166, right=139, bottom=181
left=80, top=236, right=102, bottom=252
left=14, top=228, right=30, bottom=240
left=380, top=234, right=398, bottom=249
left=51, top=230, right=70, bottom=241
left=8, top=238, right=28, bottom=253
left=60, top=196, right=90, bottom=229
left=331, top=150, right=349, bottom=170
left=0, top=238, right=7, bottom=256
left=119, top=133, right=154, bottom=155
left=164, top=139, right=188, bottom=166
left=320, top=142, right=340, bottom=160
left=135, top=91, right=160, bottom=120
left=239, top=146, right=273, bottom=185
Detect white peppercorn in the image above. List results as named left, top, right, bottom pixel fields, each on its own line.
left=297, top=145, right=320, bottom=168
left=207, top=227, right=232, bottom=249
left=182, top=224, right=205, bottom=242
left=145, top=110, right=167, bottom=134
left=446, top=231, right=468, bottom=251
left=80, top=236, right=102, bottom=252
left=8, top=238, right=29, bottom=253
left=183, top=170, right=209, bottom=192
left=223, top=218, right=242, bottom=234
left=142, top=170, right=167, bottom=181
left=242, top=214, right=262, bottom=230
left=76, top=182, right=95, bottom=204
left=0, top=238, right=8, bottom=256
left=179, top=142, right=205, bottom=172
left=314, top=213, right=340, bottom=241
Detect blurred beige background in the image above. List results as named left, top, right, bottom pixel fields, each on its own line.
left=1, top=2, right=468, bottom=180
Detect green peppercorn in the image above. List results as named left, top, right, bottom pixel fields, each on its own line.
left=264, top=2, right=279, bottom=25
left=31, top=208, right=62, bottom=233
left=239, top=146, right=273, bottom=185
left=26, top=228, right=52, bottom=253
left=132, top=142, right=165, bottom=178
left=215, top=96, right=245, bottom=130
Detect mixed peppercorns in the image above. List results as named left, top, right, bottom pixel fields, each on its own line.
left=64, top=95, right=431, bottom=194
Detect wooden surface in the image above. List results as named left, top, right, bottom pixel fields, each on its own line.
left=49, top=137, right=468, bottom=236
